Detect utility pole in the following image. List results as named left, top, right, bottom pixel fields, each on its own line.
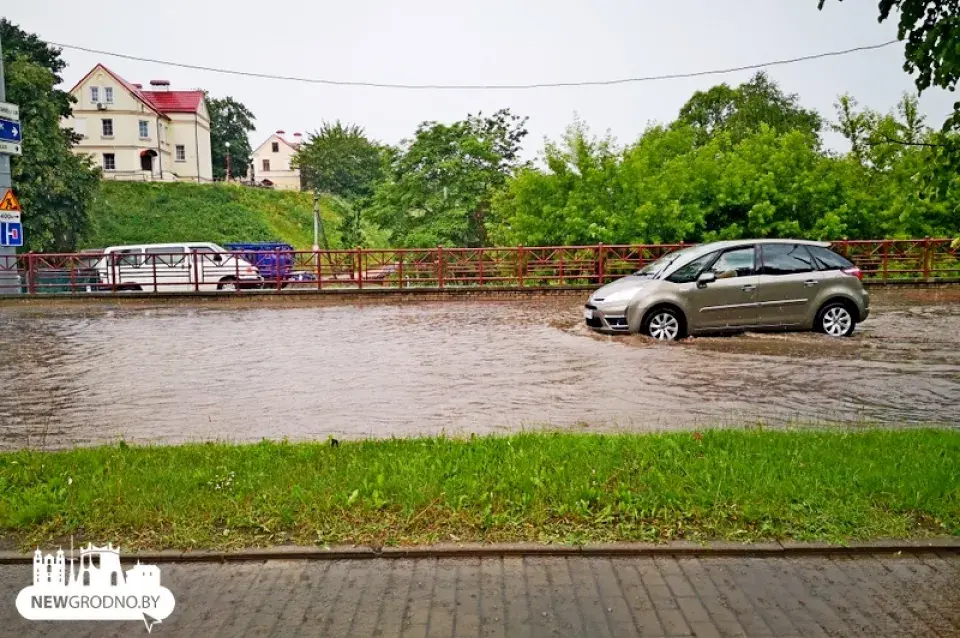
left=0, top=31, right=22, bottom=294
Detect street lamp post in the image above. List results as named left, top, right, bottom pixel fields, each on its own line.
left=224, top=141, right=231, bottom=183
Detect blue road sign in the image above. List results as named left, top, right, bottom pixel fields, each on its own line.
left=0, top=222, right=23, bottom=247
left=0, top=118, right=22, bottom=143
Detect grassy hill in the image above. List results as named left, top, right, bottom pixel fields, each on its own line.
left=81, top=182, right=343, bottom=250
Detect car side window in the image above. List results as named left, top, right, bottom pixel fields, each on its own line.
left=761, top=244, right=816, bottom=276
left=666, top=252, right=717, bottom=284
left=709, top=247, right=755, bottom=279
left=808, top=246, right=854, bottom=271
left=113, top=249, right=143, bottom=267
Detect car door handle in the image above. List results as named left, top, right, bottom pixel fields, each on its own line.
left=804, top=279, right=818, bottom=287
left=740, top=284, right=756, bottom=292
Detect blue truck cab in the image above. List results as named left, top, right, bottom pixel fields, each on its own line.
left=223, top=242, right=295, bottom=282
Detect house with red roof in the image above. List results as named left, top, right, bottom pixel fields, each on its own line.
left=61, top=64, right=213, bottom=183
left=248, top=130, right=303, bottom=190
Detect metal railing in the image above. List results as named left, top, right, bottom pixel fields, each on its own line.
left=0, top=239, right=957, bottom=295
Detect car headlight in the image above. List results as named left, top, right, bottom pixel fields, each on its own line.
left=599, top=288, right=641, bottom=305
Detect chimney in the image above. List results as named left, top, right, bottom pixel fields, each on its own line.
left=149, top=80, right=170, bottom=91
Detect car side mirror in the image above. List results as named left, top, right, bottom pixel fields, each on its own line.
left=697, top=271, right=716, bottom=288
left=213, top=254, right=223, bottom=264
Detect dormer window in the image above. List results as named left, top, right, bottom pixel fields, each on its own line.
left=272, top=142, right=279, bottom=153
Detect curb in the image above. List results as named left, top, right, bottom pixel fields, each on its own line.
left=0, top=538, right=956, bottom=565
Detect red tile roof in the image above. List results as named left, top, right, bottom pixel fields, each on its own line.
left=69, top=64, right=205, bottom=116
left=139, top=90, right=205, bottom=114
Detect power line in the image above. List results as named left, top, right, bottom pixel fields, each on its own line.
left=49, top=39, right=899, bottom=91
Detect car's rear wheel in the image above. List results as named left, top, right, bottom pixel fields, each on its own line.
left=817, top=302, right=856, bottom=337
left=643, top=307, right=684, bottom=341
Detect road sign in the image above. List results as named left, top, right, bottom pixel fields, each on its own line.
left=0, top=114, right=21, bottom=156
left=0, top=189, right=20, bottom=211
left=0, top=118, right=21, bottom=143
left=0, top=211, right=20, bottom=223
left=0, top=222, right=23, bottom=247
left=0, top=103, right=18, bottom=120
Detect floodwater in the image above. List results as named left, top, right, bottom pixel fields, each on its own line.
left=0, top=289, right=957, bottom=449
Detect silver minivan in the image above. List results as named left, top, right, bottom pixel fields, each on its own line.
left=584, top=240, right=869, bottom=340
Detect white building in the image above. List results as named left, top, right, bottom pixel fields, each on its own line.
left=249, top=130, right=302, bottom=190
left=62, top=64, right=213, bottom=183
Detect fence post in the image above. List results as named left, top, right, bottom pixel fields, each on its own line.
left=315, top=247, right=322, bottom=291
left=517, top=245, right=524, bottom=288
left=193, top=250, right=200, bottom=292
left=923, top=237, right=931, bottom=279
left=397, top=252, right=404, bottom=289
left=882, top=240, right=889, bottom=282
left=437, top=245, right=444, bottom=289
left=110, top=252, right=118, bottom=294
left=597, top=243, right=605, bottom=285
left=26, top=253, right=36, bottom=295
left=356, top=246, right=364, bottom=290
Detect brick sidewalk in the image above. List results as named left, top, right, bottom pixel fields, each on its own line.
left=2, top=552, right=958, bottom=637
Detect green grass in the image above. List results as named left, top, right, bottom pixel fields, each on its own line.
left=81, top=182, right=343, bottom=250
left=1, top=430, right=957, bottom=550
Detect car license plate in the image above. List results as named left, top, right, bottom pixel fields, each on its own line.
left=583, top=309, right=594, bottom=320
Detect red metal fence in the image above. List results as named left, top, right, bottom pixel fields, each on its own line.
left=0, top=239, right=957, bottom=295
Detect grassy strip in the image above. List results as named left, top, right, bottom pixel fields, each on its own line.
left=1, top=430, right=957, bottom=550
left=84, top=182, right=342, bottom=250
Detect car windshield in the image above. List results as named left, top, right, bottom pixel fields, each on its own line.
left=634, top=247, right=695, bottom=278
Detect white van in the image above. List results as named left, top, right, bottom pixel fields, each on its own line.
left=95, top=243, right=262, bottom=292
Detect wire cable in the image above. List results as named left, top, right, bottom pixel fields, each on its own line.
left=49, top=39, right=899, bottom=91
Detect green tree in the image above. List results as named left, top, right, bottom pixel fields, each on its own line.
left=294, top=121, right=385, bottom=199
left=676, top=72, right=823, bottom=145
left=369, top=109, right=528, bottom=247
left=207, top=96, right=255, bottom=181
left=293, top=121, right=386, bottom=246
left=1, top=20, right=100, bottom=251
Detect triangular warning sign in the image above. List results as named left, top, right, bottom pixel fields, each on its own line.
left=0, top=190, right=20, bottom=212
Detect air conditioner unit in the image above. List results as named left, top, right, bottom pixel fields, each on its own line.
left=96, top=103, right=106, bottom=111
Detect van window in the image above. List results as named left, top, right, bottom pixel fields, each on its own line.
left=112, top=249, right=142, bottom=267
left=760, top=244, right=816, bottom=276
left=144, top=246, right=185, bottom=266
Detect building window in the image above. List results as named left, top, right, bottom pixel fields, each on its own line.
left=103, top=153, right=116, bottom=171
left=101, top=118, right=114, bottom=137
left=262, top=159, right=271, bottom=171
left=90, top=86, right=99, bottom=103
left=104, top=87, right=114, bottom=104
left=138, top=120, right=150, bottom=139
left=271, top=142, right=279, bottom=153
left=175, top=145, right=186, bottom=161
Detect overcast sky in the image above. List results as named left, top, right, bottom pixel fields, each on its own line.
left=4, top=1, right=955, bottom=156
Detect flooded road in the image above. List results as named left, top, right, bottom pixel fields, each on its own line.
left=0, top=289, right=957, bottom=449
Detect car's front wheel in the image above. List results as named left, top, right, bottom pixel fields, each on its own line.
left=643, top=307, right=684, bottom=341
left=817, top=302, right=856, bottom=337
left=217, top=277, right=238, bottom=292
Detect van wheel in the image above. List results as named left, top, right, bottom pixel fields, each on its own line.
left=817, top=302, right=856, bottom=337
left=643, top=307, right=685, bottom=341
left=218, top=278, right=238, bottom=292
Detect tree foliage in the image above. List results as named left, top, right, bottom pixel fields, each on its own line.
left=294, top=121, right=384, bottom=200
left=492, top=76, right=959, bottom=247
left=677, top=72, right=823, bottom=145
left=368, top=109, right=528, bottom=247
left=207, top=95, right=255, bottom=181
left=1, top=19, right=100, bottom=251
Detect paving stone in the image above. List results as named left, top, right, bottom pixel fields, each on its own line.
left=1, top=552, right=957, bottom=637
